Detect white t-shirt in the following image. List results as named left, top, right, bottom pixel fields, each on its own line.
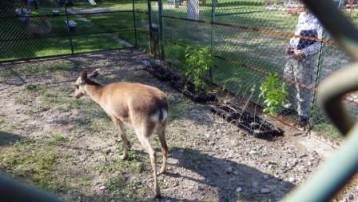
left=289, top=11, right=323, bottom=57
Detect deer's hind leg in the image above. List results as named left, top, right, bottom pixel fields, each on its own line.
left=134, top=122, right=160, bottom=198
left=156, top=121, right=168, bottom=174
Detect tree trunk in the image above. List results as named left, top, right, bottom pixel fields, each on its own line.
left=187, top=0, right=199, bottom=20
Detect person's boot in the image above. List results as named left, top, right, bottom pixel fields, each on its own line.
left=298, top=116, right=309, bottom=128
left=279, top=103, right=296, bottom=115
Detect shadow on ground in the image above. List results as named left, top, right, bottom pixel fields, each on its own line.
left=0, top=131, right=23, bottom=146
left=166, top=147, right=294, bottom=201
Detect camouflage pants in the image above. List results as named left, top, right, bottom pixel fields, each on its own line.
left=283, top=56, right=317, bottom=117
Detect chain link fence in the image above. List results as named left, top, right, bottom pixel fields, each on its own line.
left=155, top=0, right=357, bottom=137
left=0, top=0, right=149, bottom=62
left=1, top=0, right=357, bottom=137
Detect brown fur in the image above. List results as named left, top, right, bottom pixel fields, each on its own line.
left=74, top=69, right=168, bottom=198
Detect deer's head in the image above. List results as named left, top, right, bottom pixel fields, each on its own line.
left=74, top=69, right=99, bottom=98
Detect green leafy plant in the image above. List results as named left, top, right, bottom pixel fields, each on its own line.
left=259, top=73, right=288, bottom=115
left=183, top=45, right=213, bottom=90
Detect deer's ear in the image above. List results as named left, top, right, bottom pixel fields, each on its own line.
left=88, top=69, right=100, bottom=79
left=80, top=71, right=88, bottom=80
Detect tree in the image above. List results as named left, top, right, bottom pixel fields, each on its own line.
left=187, top=0, right=199, bottom=20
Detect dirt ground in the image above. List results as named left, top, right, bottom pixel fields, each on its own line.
left=0, top=49, right=357, bottom=202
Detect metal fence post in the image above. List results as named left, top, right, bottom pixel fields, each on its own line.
left=158, top=0, right=165, bottom=60
left=64, top=4, right=74, bottom=54
left=310, top=30, right=325, bottom=121
left=147, top=0, right=155, bottom=55
left=147, top=0, right=152, bottom=32
left=209, top=0, right=217, bottom=82
left=132, top=0, right=138, bottom=47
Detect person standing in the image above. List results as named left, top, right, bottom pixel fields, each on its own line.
left=283, top=5, right=323, bottom=127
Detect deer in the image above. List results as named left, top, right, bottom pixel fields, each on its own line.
left=73, top=69, right=168, bottom=198
left=24, top=16, right=52, bottom=36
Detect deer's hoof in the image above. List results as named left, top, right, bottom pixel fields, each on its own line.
left=127, top=142, right=132, bottom=149
left=120, top=154, right=128, bottom=160
left=159, top=168, right=166, bottom=175
left=154, top=192, right=161, bottom=199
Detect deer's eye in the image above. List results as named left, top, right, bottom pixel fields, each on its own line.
left=75, top=85, right=79, bottom=89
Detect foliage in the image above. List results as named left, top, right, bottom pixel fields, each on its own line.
left=259, top=73, right=288, bottom=115
left=183, top=45, right=213, bottom=90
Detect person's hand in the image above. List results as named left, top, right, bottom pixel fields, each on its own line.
left=286, top=47, right=294, bottom=55
left=292, top=49, right=305, bottom=59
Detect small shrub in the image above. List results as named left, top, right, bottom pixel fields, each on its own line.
left=183, top=45, right=213, bottom=90
left=259, top=73, right=288, bottom=115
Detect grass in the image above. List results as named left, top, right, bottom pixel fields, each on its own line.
left=310, top=104, right=342, bottom=139
left=0, top=139, right=63, bottom=191
left=1, top=0, right=297, bottom=62
left=1, top=37, right=72, bottom=61
left=99, top=149, right=146, bottom=174
left=168, top=96, right=191, bottom=120
left=0, top=135, right=150, bottom=199
left=0, top=55, right=199, bottom=200
left=0, top=4, right=128, bottom=61
left=25, top=61, right=75, bottom=74
left=106, top=175, right=126, bottom=192
left=0, top=75, right=153, bottom=200
left=96, top=149, right=150, bottom=200
left=19, top=82, right=114, bottom=130
left=0, top=137, right=148, bottom=200
left=74, top=0, right=141, bottom=11
left=49, top=134, right=70, bottom=145
left=313, top=123, right=341, bottom=139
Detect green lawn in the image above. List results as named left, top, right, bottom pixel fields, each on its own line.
left=0, top=2, right=138, bottom=62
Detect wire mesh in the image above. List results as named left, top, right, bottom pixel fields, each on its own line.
left=157, top=0, right=358, bottom=136
left=2, top=0, right=358, bottom=137
left=0, top=0, right=146, bottom=62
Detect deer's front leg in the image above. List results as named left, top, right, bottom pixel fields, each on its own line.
left=118, top=129, right=130, bottom=160
left=114, top=119, right=131, bottom=160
